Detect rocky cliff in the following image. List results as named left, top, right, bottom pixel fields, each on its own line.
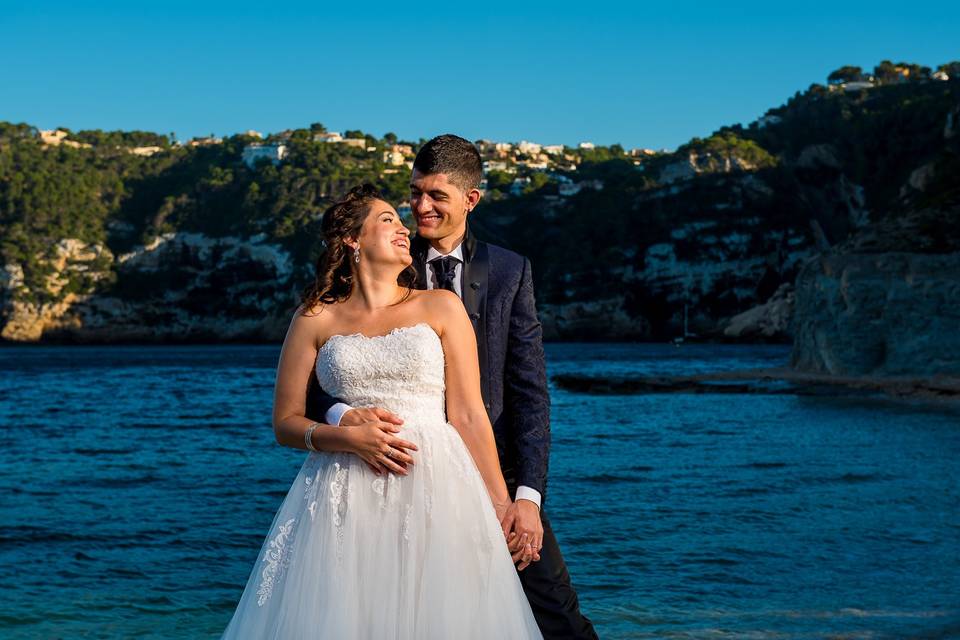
left=2, top=67, right=958, bottom=347
left=789, top=91, right=960, bottom=376
left=1, top=233, right=297, bottom=342
left=791, top=250, right=960, bottom=375
left=790, top=200, right=960, bottom=376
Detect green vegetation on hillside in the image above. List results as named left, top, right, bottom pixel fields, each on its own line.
left=2, top=59, right=958, bottom=326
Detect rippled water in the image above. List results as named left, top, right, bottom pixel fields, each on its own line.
left=1, top=343, right=958, bottom=639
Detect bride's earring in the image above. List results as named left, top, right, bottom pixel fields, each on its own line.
left=354, top=247, right=360, bottom=264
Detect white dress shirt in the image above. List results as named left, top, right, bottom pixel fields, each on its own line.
left=425, top=243, right=464, bottom=296
left=326, top=239, right=542, bottom=509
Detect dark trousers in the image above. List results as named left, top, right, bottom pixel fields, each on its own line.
left=517, top=511, right=599, bottom=640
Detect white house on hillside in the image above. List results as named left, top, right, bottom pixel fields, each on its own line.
left=38, top=129, right=92, bottom=149
left=129, top=146, right=162, bottom=157
left=383, top=150, right=406, bottom=166
left=242, top=143, right=288, bottom=168
left=517, top=140, right=542, bottom=155
left=483, top=160, right=510, bottom=172
left=842, top=81, right=875, bottom=92
left=510, top=177, right=530, bottom=196
left=314, top=132, right=343, bottom=142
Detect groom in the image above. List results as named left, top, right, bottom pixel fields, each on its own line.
left=307, top=134, right=597, bottom=639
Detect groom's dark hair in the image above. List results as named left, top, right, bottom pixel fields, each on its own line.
left=413, top=134, right=483, bottom=193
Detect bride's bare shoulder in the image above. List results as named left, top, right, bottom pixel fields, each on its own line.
left=416, top=289, right=468, bottom=330
left=296, top=300, right=329, bottom=319
left=413, top=288, right=460, bottom=310
left=288, top=301, right=340, bottom=340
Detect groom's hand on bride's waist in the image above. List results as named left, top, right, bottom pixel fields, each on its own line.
left=340, top=406, right=404, bottom=428
left=500, top=500, right=543, bottom=571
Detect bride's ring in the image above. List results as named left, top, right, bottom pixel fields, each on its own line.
left=384, top=447, right=395, bottom=459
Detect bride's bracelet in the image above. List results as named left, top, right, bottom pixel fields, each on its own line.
left=304, top=422, right=321, bottom=452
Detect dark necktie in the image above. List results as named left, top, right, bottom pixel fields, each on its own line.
left=429, top=256, right=460, bottom=294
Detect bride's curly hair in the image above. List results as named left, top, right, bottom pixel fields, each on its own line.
left=301, top=184, right=417, bottom=312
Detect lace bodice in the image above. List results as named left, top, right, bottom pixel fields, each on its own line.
left=315, top=322, right=446, bottom=423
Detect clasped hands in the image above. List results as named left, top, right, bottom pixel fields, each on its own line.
left=340, top=407, right=543, bottom=571
left=496, top=498, right=543, bottom=571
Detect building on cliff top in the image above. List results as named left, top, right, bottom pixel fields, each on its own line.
left=242, top=143, right=288, bottom=168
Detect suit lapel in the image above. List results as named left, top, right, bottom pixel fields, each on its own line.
left=462, top=229, right=490, bottom=406
left=410, top=235, right=430, bottom=291
left=462, top=241, right=488, bottom=333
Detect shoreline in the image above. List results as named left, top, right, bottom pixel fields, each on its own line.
left=0, top=336, right=792, bottom=348
left=553, top=367, right=960, bottom=403
left=5, top=339, right=955, bottom=404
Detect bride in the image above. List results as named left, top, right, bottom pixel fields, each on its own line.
left=219, top=184, right=543, bottom=639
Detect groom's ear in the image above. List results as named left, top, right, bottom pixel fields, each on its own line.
left=465, top=186, right=483, bottom=212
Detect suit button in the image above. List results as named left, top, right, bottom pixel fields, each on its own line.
left=469, top=312, right=480, bottom=320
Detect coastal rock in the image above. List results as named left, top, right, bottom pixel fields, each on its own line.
left=900, top=161, right=937, bottom=197
left=0, top=239, right=113, bottom=342
left=791, top=251, right=960, bottom=376
left=722, top=283, right=794, bottom=339
left=0, top=233, right=297, bottom=343
left=1, top=294, right=91, bottom=342
left=539, top=298, right=649, bottom=340
left=638, top=235, right=810, bottom=305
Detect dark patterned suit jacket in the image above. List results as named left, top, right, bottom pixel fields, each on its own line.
left=306, top=223, right=552, bottom=500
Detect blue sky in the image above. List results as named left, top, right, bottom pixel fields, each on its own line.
left=2, top=1, right=958, bottom=150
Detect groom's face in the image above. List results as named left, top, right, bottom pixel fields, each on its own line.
left=409, top=170, right=470, bottom=241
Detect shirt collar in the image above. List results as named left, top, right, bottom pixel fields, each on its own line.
left=426, top=241, right=464, bottom=263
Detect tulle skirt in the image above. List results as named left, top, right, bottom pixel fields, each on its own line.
left=220, top=417, right=543, bottom=639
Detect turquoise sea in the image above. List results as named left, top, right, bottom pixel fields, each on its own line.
left=1, top=343, right=958, bottom=639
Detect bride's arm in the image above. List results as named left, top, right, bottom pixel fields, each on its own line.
left=272, top=306, right=417, bottom=475
left=433, top=290, right=512, bottom=514
left=273, top=306, right=354, bottom=452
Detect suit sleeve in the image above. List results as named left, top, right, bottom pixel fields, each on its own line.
left=304, top=372, right=343, bottom=424
left=504, top=257, right=551, bottom=497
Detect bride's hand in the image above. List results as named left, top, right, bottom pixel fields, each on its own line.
left=346, top=420, right=418, bottom=476
left=501, top=501, right=543, bottom=571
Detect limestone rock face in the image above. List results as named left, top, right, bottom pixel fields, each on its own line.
left=795, top=143, right=841, bottom=170
left=0, top=233, right=298, bottom=343
left=540, top=298, right=649, bottom=341
left=945, top=102, right=959, bottom=139
left=790, top=251, right=960, bottom=375
left=900, top=161, right=938, bottom=198
left=722, top=283, right=794, bottom=340
left=1, top=239, right=113, bottom=342
left=658, top=151, right=760, bottom=184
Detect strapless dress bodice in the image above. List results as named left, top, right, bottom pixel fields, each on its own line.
left=315, top=322, right=446, bottom=424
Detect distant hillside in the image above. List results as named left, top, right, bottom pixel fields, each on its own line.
left=1, top=59, right=958, bottom=348
left=478, top=60, right=960, bottom=342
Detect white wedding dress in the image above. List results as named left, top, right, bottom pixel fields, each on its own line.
left=220, top=322, right=543, bottom=639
